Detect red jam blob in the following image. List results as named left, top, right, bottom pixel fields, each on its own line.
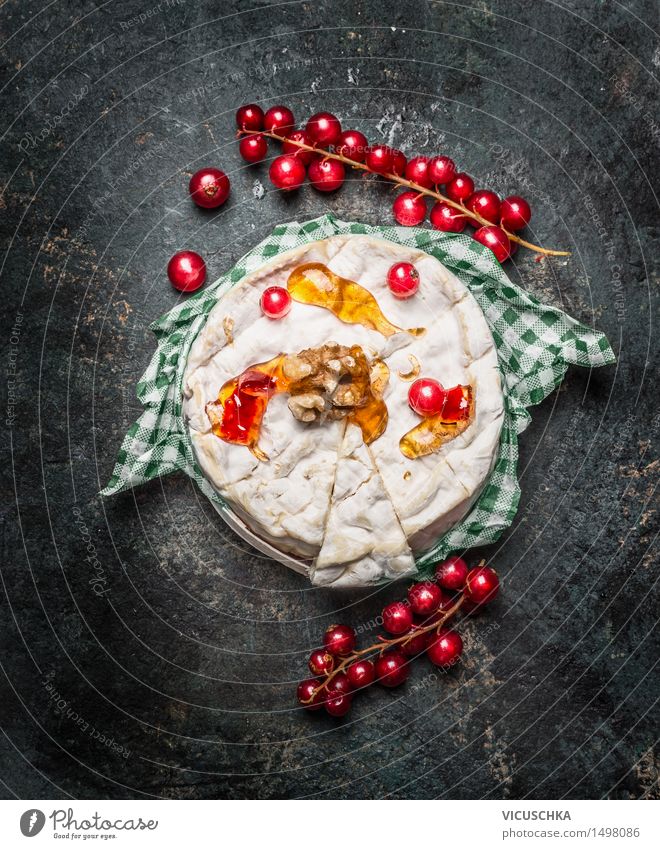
left=442, top=384, right=472, bottom=421
left=206, top=355, right=287, bottom=461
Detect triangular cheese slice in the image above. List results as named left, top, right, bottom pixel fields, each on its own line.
left=312, top=423, right=415, bottom=588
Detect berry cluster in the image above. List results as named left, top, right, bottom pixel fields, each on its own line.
left=297, top=556, right=499, bottom=717
left=235, top=102, right=569, bottom=261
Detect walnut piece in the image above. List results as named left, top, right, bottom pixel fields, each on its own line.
left=397, top=354, right=420, bottom=382
left=369, top=359, right=390, bottom=399
left=223, top=316, right=234, bottom=345
left=283, top=342, right=387, bottom=425
left=287, top=392, right=326, bottom=423
left=282, top=355, right=313, bottom=381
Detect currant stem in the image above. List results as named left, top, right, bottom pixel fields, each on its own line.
left=242, top=129, right=571, bottom=258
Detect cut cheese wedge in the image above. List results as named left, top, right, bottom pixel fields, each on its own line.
left=311, top=423, right=415, bottom=588
left=190, top=395, right=344, bottom=558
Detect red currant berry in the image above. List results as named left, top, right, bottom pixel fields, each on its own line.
left=324, top=624, right=356, bottom=657
left=365, top=144, right=393, bottom=174
left=239, top=133, right=268, bottom=163
left=446, top=172, right=474, bottom=203
left=404, top=155, right=433, bottom=188
left=325, top=694, right=352, bottom=717
left=326, top=671, right=352, bottom=696
left=392, top=191, right=426, bottom=226
left=435, top=555, right=468, bottom=591
left=387, top=262, right=420, bottom=299
left=260, top=286, right=292, bottom=319
left=417, top=596, right=453, bottom=628
left=408, top=378, right=446, bottom=417
left=382, top=601, right=414, bottom=635
left=306, top=111, right=342, bottom=147
left=336, top=129, right=369, bottom=162
left=391, top=148, right=407, bottom=176
left=269, top=155, right=306, bottom=191
left=308, top=649, right=335, bottom=676
left=464, top=565, right=500, bottom=606
left=401, top=625, right=431, bottom=657
left=427, top=628, right=463, bottom=668
left=297, top=678, right=324, bottom=710
left=428, top=155, right=456, bottom=186
left=236, top=103, right=264, bottom=132
left=346, top=659, right=375, bottom=689
left=167, top=251, right=206, bottom=293
left=282, top=129, right=315, bottom=164
left=408, top=581, right=443, bottom=616
left=375, top=650, right=410, bottom=687
left=263, top=105, right=295, bottom=135
left=466, top=190, right=501, bottom=225
left=430, top=201, right=468, bottom=233
left=500, top=195, right=532, bottom=231
left=189, top=167, right=230, bottom=209
left=472, top=225, right=511, bottom=263
left=308, top=157, right=345, bottom=192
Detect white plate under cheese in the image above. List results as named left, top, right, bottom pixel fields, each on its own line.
left=183, top=234, right=504, bottom=587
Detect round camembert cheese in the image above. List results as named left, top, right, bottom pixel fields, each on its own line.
left=183, top=235, right=504, bottom=588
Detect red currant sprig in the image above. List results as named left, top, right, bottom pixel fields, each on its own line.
left=297, top=558, right=500, bottom=717
left=234, top=103, right=570, bottom=260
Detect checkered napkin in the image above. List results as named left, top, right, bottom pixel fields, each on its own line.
left=101, top=214, right=615, bottom=573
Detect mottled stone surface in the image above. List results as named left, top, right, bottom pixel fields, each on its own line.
left=0, top=0, right=657, bottom=800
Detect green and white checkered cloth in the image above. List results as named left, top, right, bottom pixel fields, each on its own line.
left=101, top=214, right=615, bottom=574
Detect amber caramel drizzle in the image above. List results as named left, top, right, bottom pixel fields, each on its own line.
left=399, top=386, right=474, bottom=459
left=350, top=396, right=388, bottom=445
left=287, top=263, right=425, bottom=338
left=352, top=356, right=389, bottom=444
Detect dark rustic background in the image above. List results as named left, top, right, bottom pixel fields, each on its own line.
left=0, top=0, right=658, bottom=800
